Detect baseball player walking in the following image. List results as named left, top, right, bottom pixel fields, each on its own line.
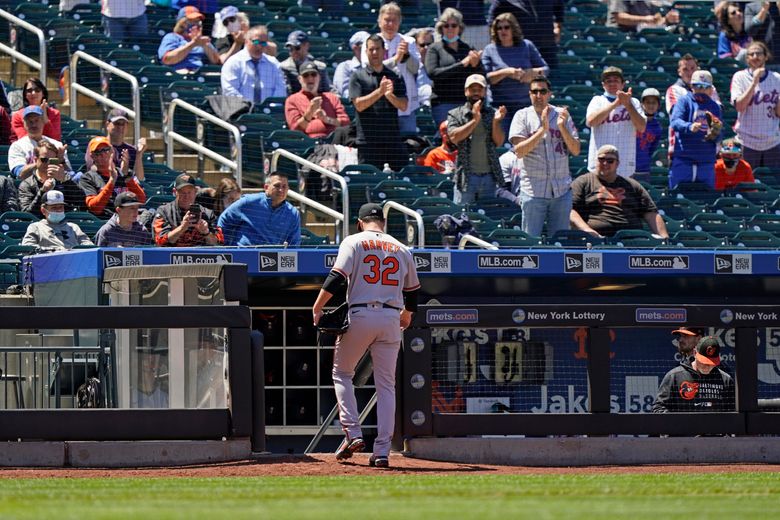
left=312, top=203, right=420, bottom=468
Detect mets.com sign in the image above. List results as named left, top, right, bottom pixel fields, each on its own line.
left=426, top=308, right=479, bottom=324
left=635, top=308, right=687, bottom=323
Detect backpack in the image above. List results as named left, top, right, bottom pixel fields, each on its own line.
left=433, top=213, right=480, bottom=248
left=77, top=377, right=103, bottom=408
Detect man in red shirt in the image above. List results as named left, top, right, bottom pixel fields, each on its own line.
left=422, top=120, right=457, bottom=173
left=284, top=62, right=350, bottom=139
left=714, top=138, right=755, bottom=191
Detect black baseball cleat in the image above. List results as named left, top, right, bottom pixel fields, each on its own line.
left=368, top=455, right=389, bottom=468
left=335, top=437, right=365, bottom=461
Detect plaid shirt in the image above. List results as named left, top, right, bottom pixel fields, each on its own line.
left=447, top=103, right=503, bottom=192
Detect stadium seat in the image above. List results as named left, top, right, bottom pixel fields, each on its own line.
left=729, top=230, right=780, bottom=249
left=669, top=230, right=726, bottom=248
left=687, top=212, right=745, bottom=239
left=410, top=196, right=461, bottom=215
left=549, top=229, right=605, bottom=247
left=746, top=214, right=780, bottom=234
left=656, top=196, right=706, bottom=221
left=469, top=197, right=517, bottom=221
left=671, top=182, right=720, bottom=206
left=300, top=228, right=329, bottom=246
left=611, top=229, right=665, bottom=248
left=709, top=197, right=763, bottom=219
left=485, top=229, right=544, bottom=248
left=729, top=183, right=779, bottom=206
left=371, top=180, right=426, bottom=203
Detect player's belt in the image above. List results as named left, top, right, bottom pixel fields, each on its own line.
left=350, top=303, right=401, bottom=311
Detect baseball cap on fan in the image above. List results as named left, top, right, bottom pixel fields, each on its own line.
left=691, top=70, right=713, bottom=88
left=464, top=74, right=486, bottom=88
left=694, top=336, right=722, bottom=366
left=43, top=190, right=64, bottom=206
left=177, top=6, right=204, bottom=22
left=671, top=327, right=705, bottom=337
left=107, top=108, right=129, bottom=123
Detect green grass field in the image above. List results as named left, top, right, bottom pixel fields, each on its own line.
left=1, top=473, right=778, bottom=519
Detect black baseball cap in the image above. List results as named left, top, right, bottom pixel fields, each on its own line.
left=174, top=174, right=198, bottom=190
left=115, top=192, right=143, bottom=208
left=299, top=61, right=319, bottom=75
left=358, top=203, right=383, bottom=219
left=672, top=327, right=705, bottom=337
left=695, top=336, right=722, bottom=366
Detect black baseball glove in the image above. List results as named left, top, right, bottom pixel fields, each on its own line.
left=317, top=302, right=349, bottom=335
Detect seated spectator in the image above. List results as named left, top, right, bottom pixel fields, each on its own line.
left=213, top=6, right=248, bottom=64
left=280, top=31, right=333, bottom=95
left=715, top=138, right=755, bottom=191
left=669, top=70, right=722, bottom=189
left=85, top=109, right=146, bottom=182
left=94, top=192, right=154, bottom=247
left=221, top=25, right=287, bottom=105
left=0, top=174, right=18, bottom=214
left=10, top=78, right=61, bottom=143
left=19, top=142, right=86, bottom=217
left=218, top=172, right=300, bottom=246
left=334, top=31, right=370, bottom=99
left=635, top=88, right=663, bottom=183
left=285, top=62, right=350, bottom=139
left=607, top=0, right=680, bottom=33
left=196, top=177, right=242, bottom=217
left=153, top=174, right=224, bottom=246
left=498, top=148, right=522, bottom=203
left=652, top=336, right=735, bottom=413
left=21, top=190, right=93, bottom=251
left=101, top=0, right=147, bottom=46
left=80, top=137, right=147, bottom=219
left=482, top=13, right=549, bottom=137
left=351, top=34, right=409, bottom=171
left=570, top=144, right=668, bottom=239
left=8, top=106, right=72, bottom=181
left=423, top=121, right=457, bottom=173
left=158, top=7, right=221, bottom=73
left=426, top=8, right=484, bottom=126
left=718, top=2, right=752, bottom=61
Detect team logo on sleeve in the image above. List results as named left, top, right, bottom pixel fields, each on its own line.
left=679, top=381, right=699, bottom=400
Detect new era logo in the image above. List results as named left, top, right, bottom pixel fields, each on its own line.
left=564, top=253, right=602, bottom=273
left=565, top=255, right=582, bottom=271
left=260, top=254, right=277, bottom=270
left=103, top=251, right=123, bottom=268
left=715, top=256, right=731, bottom=271
left=716, top=254, right=751, bottom=274
left=414, top=254, right=431, bottom=270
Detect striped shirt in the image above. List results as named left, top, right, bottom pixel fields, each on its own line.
left=221, top=49, right=287, bottom=104
left=586, top=94, right=645, bottom=178
left=102, top=0, right=145, bottom=18
left=731, top=68, right=780, bottom=151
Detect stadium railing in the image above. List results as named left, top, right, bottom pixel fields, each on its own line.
left=69, top=50, right=141, bottom=146
left=0, top=8, right=46, bottom=85
left=383, top=200, right=425, bottom=248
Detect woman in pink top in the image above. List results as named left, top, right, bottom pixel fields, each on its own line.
left=10, top=77, right=61, bottom=143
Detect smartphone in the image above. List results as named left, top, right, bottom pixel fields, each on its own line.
left=188, top=204, right=202, bottom=219
left=49, top=158, right=61, bottom=166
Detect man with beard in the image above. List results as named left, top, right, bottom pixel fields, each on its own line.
left=447, top=74, right=506, bottom=204
left=671, top=327, right=705, bottom=363
left=284, top=62, right=350, bottom=139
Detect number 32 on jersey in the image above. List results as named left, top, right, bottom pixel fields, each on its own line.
left=362, top=255, right=399, bottom=286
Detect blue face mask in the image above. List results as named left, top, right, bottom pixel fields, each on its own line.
left=442, top=34, right=459, bottom=44
left=47, top=211, right=65, bottom=224
left=603, top=91, right=616, bottom=102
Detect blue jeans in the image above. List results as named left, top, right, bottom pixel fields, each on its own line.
left=454, top=174, right=497, bottom=205
left=103, top=13, right=148, bottom=45
left=398, top=114, right=417, bottom=135
left=519, top=190, right=572, bottom=238
left=432, top=103, right=459, bottom=127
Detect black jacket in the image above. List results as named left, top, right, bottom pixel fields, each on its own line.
left=652, top=360, right=735, bottom=413
left=18, top=174, right=86, bottom=217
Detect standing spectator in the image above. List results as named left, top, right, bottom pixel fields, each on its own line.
left=447, top=74, right=507, bottom=204
left=607, top=0, right=680, bottom=33
left=18, top=142, right=85, bottom=217
left=718, top=2, right=752, bottom=61
left=669, top=70, right=722, bottom=189
left=350, top=34, right=409, bottom=171
left=101, top=0, right=148, bottom=46
left=280, top=31, right=333, bottom=95
left=80, top=137, right=147, bottom=219
left=361, top=2, right=421, bottom=135
left=440, top=0, right=490, bottom=51
left=285, top=62, right=350, bottom=139
left=423, top=121, right=458, bottom=173
left=731, top=41, right=780, bottom=168
left=218, top=172, right=300, bottom=246
left=635, top=88, right=663, bottom=183
left=409, top=27, right=434, bottom=108
left=488, top=0, right=564, bottom=69
left=213, top=6, right=248, bottom=64
left=499, top=148, right=522, bottom=203
left=158, top=7, right=221, bottom=73
left=153, top=174, right=224, bottom=246
left=745, top=2, right=780, bottom=63
left=482, top=13, right=549, bottom=137
left=334, top=31, right=370, bottom=99
left=570, top=144, right=668, bottom=239
left=94, top=192, right=154, bottom=247
left=0, top=172, right=18, bottom=214
left=221, top=25, right=287, bottom=105
left=652, top=336, right=735, bottom=413
left=586, top=67, right=647, bottom=178
left=21, top=190, right=92, bottom=251
left=425, top=8, right=485, bottom=126
left=8, top=106, right=72, bottom=182
left=86, top=109, right=147, bottom=182
left=508, top=76, right=580, bottom=237
left=715, top=138, right=755, bottom=191
left=10, top=78, right=61, bottom=144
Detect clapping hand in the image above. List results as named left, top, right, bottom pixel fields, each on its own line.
left=395, top=39, right=408, bottom=63
left=557, top=107, right=570, bottom=128
left=471, top=99, right=482, bottom=123
left=495, top=105, right=507, bottom=121
left=541, top=106, right=550, bottom=131
left=380, top=77, right=394, bottom=97
left=616, top=87, right=633, bottom=107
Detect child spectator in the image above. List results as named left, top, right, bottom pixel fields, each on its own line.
left=422, top=121, right=457, bottom=174
left=635, top=88, right=663, bottom=183
left=714, top=138, right=755, bottom=191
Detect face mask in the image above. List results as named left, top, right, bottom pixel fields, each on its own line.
left=442, top=35, right=459, bottom=44
left=693, top=93, right=710, bottom=103
left=227, top=21, right=241, bottom=33
left=47, top=211, right=65, bottom=224
left=723, top=157, right=739, bottom=168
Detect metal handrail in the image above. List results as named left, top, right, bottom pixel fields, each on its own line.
left=242, top=187, right=344, bottom=243
left=69, top=51, right=141, bottom=145
left=459, top=234, right=499, bottom=250
left=0, top=9, right=47, bottom=85
left=270, top=149, right=349, bottom=241
left=382, top=200, right=425, bottom=248
left=167, top=98, right=243, bottom=186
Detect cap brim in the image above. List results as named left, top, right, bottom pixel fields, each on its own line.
left=695, top=352, right=720, bottom=366
left=109, top=116, right=129, bottom=122
left=672, top=329, right=698, bottom=336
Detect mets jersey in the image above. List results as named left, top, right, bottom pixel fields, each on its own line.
left=586, top=95, right=645, bottom=178
left=730, top=69, right=780, bottom=151
left=332, top=230, right=420, bottom=309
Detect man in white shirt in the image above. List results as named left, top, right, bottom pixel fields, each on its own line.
left=8, top=106, right=72, bottom=181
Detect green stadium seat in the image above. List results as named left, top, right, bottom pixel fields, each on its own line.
left=611, top=229, right=666, bottom=248
left=598, top=56, right=645, bottom=77
left=583, top=26, right=626, bottom=46
left=729, top=230, right=780, bottom=249
left=485, top=229, right=544, bottom=248
left=634, top=70, right=675, bottom=89
left=266, top=130, right=317, bottom=155
left=729, top=183, right=779, bottom=206
left=549, top=229, right=605, bottom=247
left=0, top=244, right=37, bottom=260
left=669, top=229, right=726, bottom=248
left=708, top=197, right=763, bottom=219
left=687, top=212, right=745, bottom=239
left=300, top=228, right=330, bottom=246
left=656, top=196, right=706, bottom=221
left=671, top=182, right=720, bottom=206
left=470, top=197, right=517, bottom=221
left=746, top=214, right=780, bottom=234
left=371, top=180, right=426, bottom=203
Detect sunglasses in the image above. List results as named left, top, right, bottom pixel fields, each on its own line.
left=691, top=82, right=711, bottom=89
left=497, top=25, right=512, bottom=31
left=443, top=23, right=459, bottom=29
left=289, top=45, right=302, bottom=51
left=747, top=51, right=765, bottom=57
left=529, top=88, right=549, bottom=95
left=92, top=148, right=112, bottom=156
left=597, top=157, right=617, bottom=164
left=25, top=87, right=42, bottom=93
left=185, top=22, right=202, bottom=31
left=301, top=72, right=318, bottom=78
left=419, top=42, right=432, bottom=48
left=251, top=39, right=269, bottom=46
left=223, top=16, right=237, bottom=24
left=38, top=157, right=50, bottom=164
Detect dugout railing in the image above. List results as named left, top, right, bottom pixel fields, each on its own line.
left=401, top=304, right=780, bottom=440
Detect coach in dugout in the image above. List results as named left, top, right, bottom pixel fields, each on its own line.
left=652, top=336, right=735, bottom=412
left=569, top=144, right=668, bottom=239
